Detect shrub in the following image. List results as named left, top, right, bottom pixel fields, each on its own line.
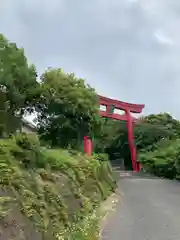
left=0, top=133, right=116, bottom=239
left=139, top=138, right=180, bottom=179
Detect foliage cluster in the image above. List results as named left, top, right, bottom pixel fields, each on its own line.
left=0, top=33, right=102, bottom=148
left=104, top=113, right=178, bottom=156
left=94, top=113, right=176, bottom=170
left=0, top=133, right=116, bottom=239
left=135, top=113, right=180, bottom=179
left=139, top=138, right=180, bottom=179
left=37, top=69, right=101, bottom=150
left=0, top=34, right=40, bottom=136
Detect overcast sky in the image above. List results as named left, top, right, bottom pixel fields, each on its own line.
left=1, top=0, right=180, bottom=118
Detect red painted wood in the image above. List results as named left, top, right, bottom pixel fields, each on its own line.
left=84, top=136, right=92, bottom=156
left=88, top=138, right=92, bottom=156
left=99, top=110, right=137, bottom=122
left=99, top=95, right=145, bottom=172
left=84, top=136, right=88, bottom=154
left=83, top=94, right=144, bottom=170
left=98, top=95, right=144, bottom=113
left=126, top=111, right=138, bottom=171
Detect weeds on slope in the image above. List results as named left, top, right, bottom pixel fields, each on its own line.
left=0, top=133, right=116, bottom=239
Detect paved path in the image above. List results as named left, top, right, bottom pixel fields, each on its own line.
left=101, top=171, right=180, bottom=240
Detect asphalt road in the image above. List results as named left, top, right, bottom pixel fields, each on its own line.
left=101, top=171, right=180, bottom=240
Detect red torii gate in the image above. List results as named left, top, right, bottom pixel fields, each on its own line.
left=84, top=95, right=145, bottom=172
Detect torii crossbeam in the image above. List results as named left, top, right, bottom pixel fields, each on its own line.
left=99, top=95, right=145, bottom=172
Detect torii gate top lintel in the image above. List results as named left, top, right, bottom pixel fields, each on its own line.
left=98, top=95, right=145, bottom=114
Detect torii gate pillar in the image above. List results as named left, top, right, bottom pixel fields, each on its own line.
left=99, top=95, right=145, bottom=172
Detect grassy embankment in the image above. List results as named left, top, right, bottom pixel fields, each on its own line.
left=0, top=133, right=116, bottom=239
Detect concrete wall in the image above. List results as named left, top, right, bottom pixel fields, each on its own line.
left=21, top=124, right=37, bottom=133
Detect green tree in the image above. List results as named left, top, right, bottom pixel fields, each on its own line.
left=37, top=68, right=101, bottom=149
left=0, top=89, right=21, bottom=136
left=93, top=118, right=120, bottom=153
left=102, top=113, right=177, bottom=168
left=0, top=34, right=39, bottom=135
left=0, top=34, right=39, bottom=115
left=134, top=121, right=174, bottom=152
left=143, top=113, right=180, bottom=137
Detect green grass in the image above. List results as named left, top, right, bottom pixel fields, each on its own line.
left=0, top=133, right=116, bottom=239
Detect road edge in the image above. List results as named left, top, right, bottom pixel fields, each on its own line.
left=99, top=188, right=121, bottom=238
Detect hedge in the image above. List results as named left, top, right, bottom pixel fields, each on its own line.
left=139, top=138, right=180, bottom=179
left=0, top=133, right=116, bottom=239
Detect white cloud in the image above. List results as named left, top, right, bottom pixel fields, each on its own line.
left=0, top=0, right=180, bottom=118
left=154, top=30, right=173, bottom=45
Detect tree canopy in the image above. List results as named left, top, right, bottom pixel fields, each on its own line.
left=37, top=68, right=101, bottom=149
left=95, top=113, right=180, bottom=169
left=0, top=34, right=40, bottom=135
left=0, top=34, right=39, bottom=115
